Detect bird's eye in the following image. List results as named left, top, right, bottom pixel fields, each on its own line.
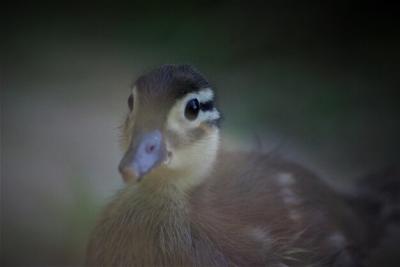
left=184, top=99, right=200, bottom=121
left=128, top=94, right=134, bottom=111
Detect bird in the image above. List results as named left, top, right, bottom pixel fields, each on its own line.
left=86, top=64, right=396, bottom=267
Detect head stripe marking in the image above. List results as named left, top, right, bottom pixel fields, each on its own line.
left=196, top=88, right=214, bottom=103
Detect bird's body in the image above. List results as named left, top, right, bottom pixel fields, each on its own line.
left=87, top=151, right=365, bottom=266
left=86, top=65, right=383, bottom=266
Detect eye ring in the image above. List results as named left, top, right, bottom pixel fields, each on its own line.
left=184, top=98, right=200, bottom=121
left=128, top=94, right=134, bottom=111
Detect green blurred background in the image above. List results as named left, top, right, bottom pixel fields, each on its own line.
left=2, top=1, right=399, bottom=266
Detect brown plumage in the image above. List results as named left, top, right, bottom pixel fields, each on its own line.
left=86, top=65, right=369, bottom=266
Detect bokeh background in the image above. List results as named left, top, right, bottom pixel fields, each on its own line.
left=2, top=1, right=399, bottom=266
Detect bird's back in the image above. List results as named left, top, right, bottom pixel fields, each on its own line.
left=188, top=150, right=366, bottom=266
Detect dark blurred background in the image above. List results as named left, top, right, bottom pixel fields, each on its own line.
left=2, top=1, right=399, bottom=266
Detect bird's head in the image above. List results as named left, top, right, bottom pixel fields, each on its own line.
left=119, top=65, right=221, bottom=188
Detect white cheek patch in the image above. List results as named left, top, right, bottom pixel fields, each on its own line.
left=165, top=88, right=220, bottom=136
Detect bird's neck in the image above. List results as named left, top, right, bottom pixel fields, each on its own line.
left=126, top=177, right=190, bottom=219
left=123, top=181, right=193, bottom=258
left=140, top=164, right=210, bottom=193
left=136, top=179, right=190, bottom=212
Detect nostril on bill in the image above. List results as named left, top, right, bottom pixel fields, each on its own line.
left=139, top=131, right=162, bottom=155
left=145, top=143, right=156, bottom=154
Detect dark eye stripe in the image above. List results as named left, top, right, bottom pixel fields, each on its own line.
left=200, top=101, right=213, bottom=111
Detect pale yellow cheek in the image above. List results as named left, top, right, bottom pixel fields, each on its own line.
left=164, top=128, right=220, bottom=189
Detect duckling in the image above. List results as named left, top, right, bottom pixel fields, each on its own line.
left=86, top=64, right=367, bottom=267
